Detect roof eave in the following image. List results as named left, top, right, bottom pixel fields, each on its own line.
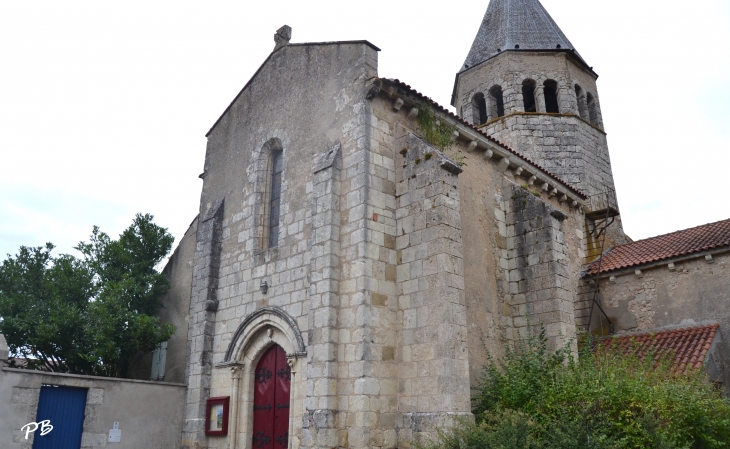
left=587, top=245, right=730, bottom=279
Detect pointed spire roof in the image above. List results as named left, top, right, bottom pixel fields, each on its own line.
left=462, top=0, right=586, bottom=70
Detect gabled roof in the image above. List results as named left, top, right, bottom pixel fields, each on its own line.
left=586, top=218, right=730, bottom=275
left=205, top=41, right=380, bottom=138
left=462, top=0, right=587, bottom=71
left=384, top=78, right=587, bottom=200
left=597, top=324, right=720, bottom=373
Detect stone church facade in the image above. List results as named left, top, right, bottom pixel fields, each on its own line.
left=147, top=1, right=730, bottom=449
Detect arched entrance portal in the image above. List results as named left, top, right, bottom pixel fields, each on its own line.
left=252, top=344, right=290, bottom=449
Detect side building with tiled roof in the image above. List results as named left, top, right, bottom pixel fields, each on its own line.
left=585, top=219, right=730, bottom=392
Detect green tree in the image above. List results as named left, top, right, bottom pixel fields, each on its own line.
left=0, top=213, right=175, bottom=378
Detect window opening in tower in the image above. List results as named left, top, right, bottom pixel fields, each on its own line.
left=544, top=80, right=560, bottom=113
left=522, top=80, right=537, bottom=112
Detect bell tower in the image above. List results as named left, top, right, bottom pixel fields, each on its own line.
left=453, top=0, right=625, bottom=242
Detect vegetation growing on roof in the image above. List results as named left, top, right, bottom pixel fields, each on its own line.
left=416, top=102, right=456, bottom=152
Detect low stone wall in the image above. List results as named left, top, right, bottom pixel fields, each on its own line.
left=0, top=359, right=186, bottom=449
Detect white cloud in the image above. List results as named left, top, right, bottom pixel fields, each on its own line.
left=1, top=0, right=728, bottom=257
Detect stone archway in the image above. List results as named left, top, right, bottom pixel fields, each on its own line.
left=223, top=307, right=305, bottom=449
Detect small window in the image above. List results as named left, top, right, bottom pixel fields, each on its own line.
left=522, top=79, right=537, bottom=112
left=489, top=85, right=505, bottom=118
left=268, top=150, right=283, bottom=248
left=473, top=93, right=488, bottom=125
left=543, top=80, right=560, bottom=113
left=586, top=93, right=599, bottom=125
left=575, top=85, right=588, bottom=120
left=151, top=341, right=167, bottom=381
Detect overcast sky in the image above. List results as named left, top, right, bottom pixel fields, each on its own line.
left=2, top=0, right=729, bottom=260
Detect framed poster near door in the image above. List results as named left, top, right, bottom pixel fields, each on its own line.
left=205, top=396, right=230, bottom=436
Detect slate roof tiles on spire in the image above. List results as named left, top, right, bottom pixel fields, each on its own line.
left=462, top=0, right=587, bottom=70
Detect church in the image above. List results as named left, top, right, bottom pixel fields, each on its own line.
left=148, top=1, right=730, bottom=448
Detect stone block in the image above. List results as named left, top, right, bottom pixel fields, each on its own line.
left=11, top=387, right=39, bottom=405
left=80, top=433, right=107, bottom=447
left=86, top=388, right=104, bottom=405
left=0, top=333, right=7, bottom=361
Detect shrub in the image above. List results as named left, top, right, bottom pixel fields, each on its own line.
left=426, top=328, right=730, bottom=449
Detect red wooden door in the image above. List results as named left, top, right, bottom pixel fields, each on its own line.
left=253, top=345, right=290, bottom=449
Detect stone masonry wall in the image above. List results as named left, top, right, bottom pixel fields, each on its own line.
left=184, top=199, right=224, bottom=446
left=184, top=41, right=381, bottom=449
left=485, top=114, right=613, bottom=203
left=453, top=51, right=622, bottom=230
left=329, top=84, right=399, bottom=449
left=300, top=141, right=343, bottom=448
left=502, top=184, right=577, bottom=349
left=598, top=251, right=730, bottom=335
left=455, top=52, right=603, bottom=128
left=373, top=86, right=587, bottom=408
left=394, top=132, right=471, bottom=447
left=0, top=367, right=185, bottom=449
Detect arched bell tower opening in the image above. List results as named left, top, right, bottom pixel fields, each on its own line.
left=587, top=92, right=599, bottom=126
left=489, top=85, right=505, bottom=118
left=473, top=92, right=488, bottom=125
left=522, top=79, right=537, bottom=112
left=543, top=80, right=560, bottom=113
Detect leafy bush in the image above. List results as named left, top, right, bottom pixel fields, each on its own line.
left=426, top=329, right=730, bottom=449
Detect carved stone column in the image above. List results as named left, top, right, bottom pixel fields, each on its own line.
left=535, top=85, right=546, bottom=113
left=229, top=364, right=244, bottom=449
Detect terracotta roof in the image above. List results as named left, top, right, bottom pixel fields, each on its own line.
left=597, top=324, right=720, bottom=373
left=384, top=79, right=587, bottom=200
left=587, top=218, right=730, bottom=275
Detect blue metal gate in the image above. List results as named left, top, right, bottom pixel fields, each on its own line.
left=33, top=385, right=87, bottom=449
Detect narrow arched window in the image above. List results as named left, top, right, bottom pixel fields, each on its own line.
left=586, top=93, right=599, bottom=125
left=268, top=150, right=283, bottom=248
left=489, top=85, right=505, bottom=118
left=575, top=85, right=588, bottom=120
left=543, top=80, right=560, bottom=113
left=473, top=93, right=488, bottom=125
left=522, top=79, right=537, bottom=112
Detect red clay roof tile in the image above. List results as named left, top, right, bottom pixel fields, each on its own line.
left=587, top=218, right=730, bottom=275
left=596, top=324, right=719, bottom=373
